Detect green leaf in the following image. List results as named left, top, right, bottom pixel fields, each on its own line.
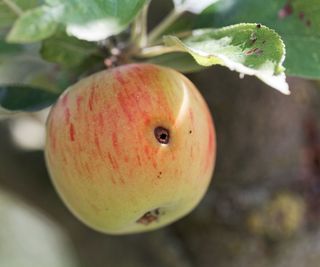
left=196, top=0, right=320, bottom=79
left=6, top=6, right=59, bottom=43
left=7, top=0, right=147, bottom=43
left=0, top=0, right=38, bottom=29
left=40, top=32, right=103, bottom=68
left=0, top=84, right=59, bottom=113
left=146, top=52, right=204, bottom=73
left=164, top=23, right=289, bottom=94
left=59, top=0, right=147, bottom=41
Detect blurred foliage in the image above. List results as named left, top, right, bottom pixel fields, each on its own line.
left=247, top=193, right=306, bottom=240
left=0, top=189, right=79, bottom=267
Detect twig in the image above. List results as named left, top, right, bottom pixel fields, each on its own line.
left=148, top=9, right=184, bottom=44
left=131, top=1, right=150, bottom=48
left=136, top=45, right=182, bottom=58
left=2, top=0, right=23, bottom=16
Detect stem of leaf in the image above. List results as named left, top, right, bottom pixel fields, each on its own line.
left=136, top=45, right=182, bottom=58
left=148, top=9, right=184, bottom=45
left=2, top=0, right=23, bottom=16
left=131, top=1, right=150, bottom=49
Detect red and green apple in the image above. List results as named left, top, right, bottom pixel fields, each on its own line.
left=45, top=63, right=216, bottom=234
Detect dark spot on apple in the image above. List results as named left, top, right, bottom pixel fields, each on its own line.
left=154, top=126, right=170, bottom=144
left=137, top=208, right=160, bottom=225
left=157, top=171, right=162, bottom=178
left=189, top=130, right=192, bottom=134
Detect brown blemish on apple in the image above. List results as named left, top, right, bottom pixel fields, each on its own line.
left=137, top=208, right=160, bottom=225
left=154, top=126, right=170, bottom=144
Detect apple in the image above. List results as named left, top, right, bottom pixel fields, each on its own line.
left=45, top=63, right=216, bottom=234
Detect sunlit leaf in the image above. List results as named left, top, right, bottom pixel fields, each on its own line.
left=164, top=23, right=289, bottom=94
left=7, top=0, right=147, bottom=42
left=173, top=0, right=220, bottom=14
left=0, top=0, right=38, bottom=29
left=6, top=6, right=59, bottom=43
left=197, top=0, right=320, bottom=79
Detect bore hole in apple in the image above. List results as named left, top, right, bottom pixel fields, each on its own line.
left=154, top=127, right=170, bottom=144
left=136, top=208, right=161, bottom=225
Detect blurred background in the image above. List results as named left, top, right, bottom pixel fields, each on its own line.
left=1, top=1, right=320, bottom=267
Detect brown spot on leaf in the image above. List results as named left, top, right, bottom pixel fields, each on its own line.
left=249, top=32, right=258, bottom=45
left=245, top=47, right=263, bottom=56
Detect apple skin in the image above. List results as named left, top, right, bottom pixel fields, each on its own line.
left=45, top=63, right=216, bottom=234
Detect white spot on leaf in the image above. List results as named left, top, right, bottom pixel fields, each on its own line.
left=66, top=19, right=122, bottom=41
left=173, top=0, right=220, bottom=14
